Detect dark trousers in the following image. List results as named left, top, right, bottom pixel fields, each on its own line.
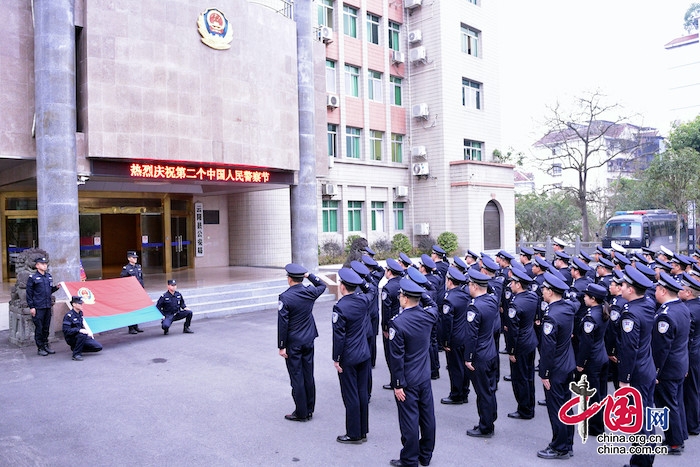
left=446, top=345, right=470, bottom=400
left=471, top=356, right=498, bottom=433
left=544, top=374, right=574, bottom=453
left=429, top=321, right=439, bottom=377
left=630, top=376, right=656, bottom=467
left=338, top=358, right=370, bottom=438
left=285, top=342, right=315, bottom=418
left=396, top=379, right=435, bottom=467
left=367, top=336, right=375, bottom=398
left=581, top=363, right=608, bottom=436
left=32, top=307, right=52, bottom=349
left=369, top=334, right=377, bottom=368
left=510, top=349, right=535, bottom=418
left=685, top=355, right=700, bottom=433
left=383, top=335, right=392, bottom=383
left=655, top=378, right=686, bottom=447
left=162, top=310, right=193, bottom=329
left=66, top=334, right=103, bottom=357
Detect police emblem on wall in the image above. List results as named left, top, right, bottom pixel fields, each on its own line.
left=197, top=8, right=233, bottom=50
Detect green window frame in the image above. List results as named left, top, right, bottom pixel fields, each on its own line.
left=393, top=202, right=405, bottom=230
left=388, top=21, right=400, bottom=51
left=348, top=201, right=363, bottom=231
left=464, top=139, right=483, bottom=161
left=328, top=124, right=337, bottom=157
left=346, top=127, right=361, bottom=159
left=371, top=201, right=385, bottom=232
left=317, top=0, right=333, bottom=27
left=390, top=76, right=402, bottom=106
left=368, top=70, right=382, bottom=102
left=370, top=130, right=383, bottom=161
left=322, top=200, right=339, bottom=232
left=345, top=64, right=359, bottom=97
left=343, top=5, right=357, bottom=38
left=391, top=134, right=403, bottom=163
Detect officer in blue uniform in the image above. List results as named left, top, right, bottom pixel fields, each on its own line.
left=351, top=260, right=378, bottom=401
left=576, top=283, right=610, bottom=436
left=464, top=269, right=500, bottom=438
left=605, top=270, right=627, bottom=390
left=553, top=251, right=573, bottom=286
left=361, top=253, right=385, bottom=286
left=505, top=268, right=539, bottom=420
left=278, top=263, right=327, bottom=422
left=382, top=258, right=405, bottom=390
left=680, top=272, right=700, bottom=436
left=452, top=256, right=468, bottom=274
left=537, top=272, right=576, bottom=460
left=464, top=249, right=481, bottom=272
left=62, top=295, right=103, bottom=361
left=653, top=272, right=690, bottom=454
left=440, top=267, right=471, bottom=405
left=519, top=246, right=535, bottom=278
left=595, top=257, right=615, bottom=291
left=332, top=268, right=371, bottom=444
left=570, top=257, right=593, bottom=357
left=120, top=250, right=145, bottom=334
left=618, top=265, right=657, bottom=467
left=156, top=279, right=194, bottom=334
left=26, top=256, right=60, bottom=356
left=388, top=278, right=437, bottom=467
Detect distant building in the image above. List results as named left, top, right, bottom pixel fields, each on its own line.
left=513, top=170, right=535, bottom=195
left=665, top=28, right=700, bottom=124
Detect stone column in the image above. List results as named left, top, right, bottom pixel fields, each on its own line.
left=290, top=0, right=319, bottom=271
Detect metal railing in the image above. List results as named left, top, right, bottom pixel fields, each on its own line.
left=248, top=0, right=293, bottom=19
left=518, top=236, right=600, bottom=259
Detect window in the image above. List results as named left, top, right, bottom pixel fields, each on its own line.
left=462, top=78, right=482, bottom=110
left=328, top=124, right=337, bottom=157
left=370, top=130, right=383, bottom=161
left=463, top=140, right=483, bottom=161
left=345, top=64, right=359, bottom=97
left=343, top=5, right=357, bottom=38
left=390, top=76, right=402, bottom=106
left=322, top=200, right=339, bottom=232
left=346, top=127, right=361, bottom=159
left=393, top=202, right=405, bottom=230
left=326, top=60, right=336, bottom=93
left=391, top=134, right=403, bottom=163
left=367, top=13, right=380, bottom=44
left=388, top=21, right=401, bottom=51
left=317, top=0, right=333, bottom=27
left=368, top=70, right=382, bottom=102
left=348, top=201, right=363, bottom=231
left=551, top=163, right=562, bottom=176
left=371, top=202, right=385, bottom=232
left=461, top=25, right=480, bottom=57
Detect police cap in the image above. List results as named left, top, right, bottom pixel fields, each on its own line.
left=622, top=265, right=653, bottom=290
left=597, top=257, right=614, bottom=270
left=70, top=295, right=83, bottom=304
left=468, top=269, right=490, bottom=287
left=285, top=263, right=307, bottom=279
left=552, top=237, right=568, bottom=248
left=466, top=249, right=480, bottom=260
left=571, top=257, right=591, bottom=272
left=641, top=247, right=656, bottom=256
left=406, top=267, right=428, bottom=286
left=386, top=258, right=405, bottom=275
left=584, top=283, right=607, bottom=302
left=534, top=256, right=552, bottom=271
left=446, top=267, right=466, bottom=284
left=399, top=277, right=424, bottom=298
left=34, top=257, right=48, bottom=264
left=361, top=254, right=378, bottom=268
left=520, top=246, right=535, bottom=257
left=452, top=256, right=467, bottom=272
left=613, top=255, right=630, bottom=267
left=657, top=271, right=682, bottom=293
left=631, top=252, right=649, bottom=265
left=672, top=254, right=691, bottom=268
left=481, top=256, right=500, bottom=273
left=363, top=246, right=376, bottom=256
left=432, top=245, right=446, bottom=257
left=541, top=272, right=569, bottom=294
left=578, top=251, right=592, bottom=263
left=510, top=260, right=525, bottom=272
left=554, top=251, right=571, bottom=263
left=420, top=254, right=436, bottom=271
left=496, top=250, right=514, bottom=261
left=635, top=263, right=656, bottom=282
left=659, top=245, right=674, bottom=258
left=611, top=241, right=627, bottom=255
left=595, top=246, right=610, bottom=259
left=533, top=246, right=547, bottom=255
left=167, top=279, right=177, bottom=286
left=338, top=268, right=364, bottom=287
left=612, top=269, right=625, bottom=284
left=127, top=250, right=138, bottom=258
left=350, top=260, right=370, bottom=278
left=652, top=259, right=672, bottom=273
left=399, top=252, right=413, bottom=267
left=681, top=272, right=700, bottom=293
left=511, top=267, right=534, bottom=284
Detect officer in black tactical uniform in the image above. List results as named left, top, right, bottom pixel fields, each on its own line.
left=120, top=250, right=144, bottom=334
left=156, top=279, right=194, bottom=334
left=26, top=256, right=60, bottom=356
left=62, top=295, right=103, bottom=361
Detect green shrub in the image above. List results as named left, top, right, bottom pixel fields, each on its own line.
left=371, top=237, right=392, bottom=260
left=437, top=231, right=459, bottom=255
left=392, top=233, right=412, bottom=255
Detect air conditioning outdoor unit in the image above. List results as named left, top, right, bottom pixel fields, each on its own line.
left=412, top=162, right=429, bottom=176
left=327, top=93, right=339, bottom=108
left=395, top=186, right=409, bottom=197
left=411, top=103, right=429, bottom=119
left=411, top=146, right=427, bottom=158
left=408, top=30, right=422, bottom=43
left=391, top=50, right=405, bottom=63
left=322, top=183, right=338, bottom=196
left=405, top=0, right=423, bottom=10
left=319, top=26, right=333, bottom=43
left=409, top=46, right=426, bottom=63
left=414, top=223, right=430, bottom=236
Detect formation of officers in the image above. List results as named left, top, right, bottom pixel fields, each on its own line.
left=277, top=239, right=700, bottom=467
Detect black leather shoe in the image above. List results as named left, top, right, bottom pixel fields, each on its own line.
left=419, top=459, right=430, bottom=466
left=537, top=447, right=570, bottom=459
left=44, top=344, right=56, bottom=354
left=440, top=396, right=464, bottom=405
left=503, top=375, right=512, bottom=381
left=538, top=399, right=547, bottom=406
left=668, top=446, right=683, bottom=455
left=689, top=431, right=700, bottom=436
left=466, top=427, right=494, bottom=438
left=284, top=412, right=308, bottom=422
left=129, top=328, right=138, bottom=334
left=336, top=434, right=363, bottom=444
left=37, top=347, right=49, bottom=356
left=383, top=384, right=393, bottom=390
left=507, top=412, right=533, bottom=420
left=135, top=326, right=144, bottom=333
left=431, top=372, right=440, bottom=380
left=72, top=354, right=83, bottom=361
left=183, top=326, right=194, bottom=334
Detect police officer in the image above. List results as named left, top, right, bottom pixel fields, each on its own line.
left=553, top=251, right=572, bottom=286
left=537, top=272, right=576, bottom=460
left=653, top=272, right=691, bottom=454
left=361, top=253, right=385, bottom=286
left=382, top=258, right=404, bottom=390
left=278, top=263, right=327, bottom=422
left=440, top=267, right=471, bottom=405
left=519, top=247, right=535, bottom=278
left=618, top=265, right=657, bottom=467
left=351, top=260, right=378, bottom=369
left=26, top=256, right=60, bottom=356
left=551, top=237, right=567, bottom=256
left=595, top=257, right=614, bottom=290
left=680, top=272, right=700, bottom=436
left=388, top=278, right=437, bottom=467
left=605, top=270, right=627, bottom=390
left=120, top=250, right=144, bottom=334
left=464, top=249, right=481, bottom=272
left=465, top=269, right=500, bottom=438
left=62, top=295, right=103, bottom=361
left=505, top=268, right=539, bottom=420
left=332, top=268, right=371, bottom=444
left=156, top=279, right=194, bottom=334
left=570, top=257, right=593, bottom=357
left=577, top=251, right=597, bottom=282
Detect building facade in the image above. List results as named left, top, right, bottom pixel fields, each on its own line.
left=665, top=30, right=700, bottom=124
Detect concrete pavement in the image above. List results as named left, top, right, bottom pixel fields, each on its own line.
left=0, top=300, right=694, bottom=466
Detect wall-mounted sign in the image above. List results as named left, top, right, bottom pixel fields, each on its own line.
left=194, top=203, right=204, bottom=257
left=129, top=163, right=271, bottom=183
left=197, top=8, right=233, bottom=50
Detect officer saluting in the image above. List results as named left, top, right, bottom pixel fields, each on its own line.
left=388, top=278, right=437, bottom=467
left=120, top=250, right=144, bottom=334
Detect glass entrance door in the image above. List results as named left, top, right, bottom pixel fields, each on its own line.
left=6, top=218, right=38, bottom=279
left=171, top=216, right=190, bottom=270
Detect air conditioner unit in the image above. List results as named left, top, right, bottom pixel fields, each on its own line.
left=327, top=93, right=339, bottom=108
left=395, top=186, right=409, bottom=197
left=414, top=223, right=430, bottom=236
left=405, top=0, right=423, bottom=10
left=319, top=26, right=333, bottom=43
left=412, top=162, right=429, bottom=176
left=409, top=46, right=426, bottom=63
left=411, top=103, right=429, bottom=119
left=322, top=183, right=338, bottom=196
left=411, top=146, right=427, bottom=158
left=408, top=30, right=422, bottom=43
left=391, top=50, right=405, bottom=63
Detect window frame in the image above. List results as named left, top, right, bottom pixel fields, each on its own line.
left=391, top=134, right=403, bottom=163
left=462, top=78, right=482, bottom=110
left=317, top=0, right=334, bottom=28
left=393, top=202, right=405, bottom=230
left=345, top=127, right=361, bottom=159
left=388, top=21, right=401, bottom=51
left=390, top=76, right=402, bottom=106
left=371, top=201, right=385, bottom=232
left=348, top=201, right=363, bottom=232
left=343, top=5, right=358, bottom=38
left=370, top=130, right=383, bottom=161
left=326, top=59, right=336, bottom=93
left=463, top=139, right=483, bottom=161
left=345, top=64, right=360, bottom=97
left=328, top=124, right=338, bottom=157
left=460, top=24, right=480, bottom=57
left=322, top=199, right=339, bottom=233
left=368, top=70, right=382, bottom=102
left=367, top=13, right=380, bottom=45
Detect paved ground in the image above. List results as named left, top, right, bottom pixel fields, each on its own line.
left=0, top=300, right=695, bottom=467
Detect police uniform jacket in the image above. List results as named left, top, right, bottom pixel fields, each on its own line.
left=26, top=271, right=58, bottom=309
left=505, top=290, right=539, bottom=355
left=441, top=287, right=470, bottom=349
left=576, top=305, right=609, bottom=370
left=381, top=276, right=402, bottom=333
left=652, top=299, right=690, bottom=381
left=370, top=266, right=385, bottom=285
left=597, top=274, right=612, bottom=292
left=487, top=276, right=504, bottom=332
left=523, top=261, right=534, bottom=279
left=605, top=295, right=627, bottom=357
left=121, top=263, right=144, bottom=287
left=434, top=260, right=448, bottom=308
left=687, top=297, right=700, bottom=359
left=558, top=267, right=573, bottom=287
left=277, top=274, right=326, bottom=349
left=570, top=277, right=593, bottom=333
left=464, top=293, right=499, bottom=363
left=388, top=304, right=438, bottom=388
left=62, top=308, right=86, bottom=342
left=618, top=297, right=656, bottom=385
left=425, top=273, right=441, bottom=306
left=539, top=298, right=576, bottom=382
left=156, top=290, right=187, bottom=316
left=364, top=280, right=380, bottom=337
left=332, top=292, right=371, bottom=366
